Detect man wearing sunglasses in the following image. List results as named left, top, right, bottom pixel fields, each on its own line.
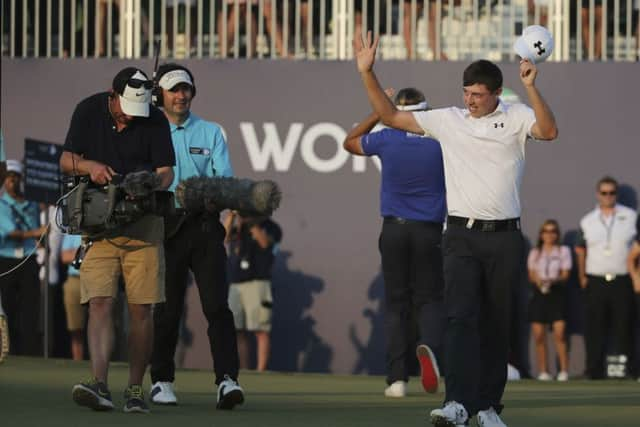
left=60, top=67, right=175, bottom=414
left=575, top=176, right=638, bottom=380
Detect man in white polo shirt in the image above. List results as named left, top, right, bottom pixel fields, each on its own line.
left=575, top=176, right=638, bottom=380
left=353, top=33, right=558, bottom=427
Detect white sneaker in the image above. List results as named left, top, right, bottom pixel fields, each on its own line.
left=537, top=372, right=552, bottom=381
left=477, top=407, right=507, bottom=427
left=556, top=371, right=569, bottom=382
left=384, top=381, right=407, bottom=398
left=150, top=381, right=177, bottom=405
left=430, top=401, right=468, bottom=427
left=216, top=375, right=244, bottom=410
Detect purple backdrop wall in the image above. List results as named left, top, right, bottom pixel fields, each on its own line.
left=1, top=60, right=638, bottom=376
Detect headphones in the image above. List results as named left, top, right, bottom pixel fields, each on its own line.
left=152, top=63, right=196, bottom=108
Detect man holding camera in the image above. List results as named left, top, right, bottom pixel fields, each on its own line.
left=60, top=67, right=175, bottom=413
left=148, top=63, right=244, bottom=410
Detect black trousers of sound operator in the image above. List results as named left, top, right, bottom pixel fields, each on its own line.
left=150, top=212, right=239, bottom=385
left=442, top=221, right=524, bottom=416
left=379, top=217, right=445, bottom=385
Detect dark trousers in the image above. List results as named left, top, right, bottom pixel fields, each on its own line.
left=0, top=256, right=41, bottom=356
left=150, top=213, right=239, bottom=385
left=584, top=274, right=634, bottom=379
left=379, top=220, right=445, bottom=384
left=442, top=225, right=524, bottom=416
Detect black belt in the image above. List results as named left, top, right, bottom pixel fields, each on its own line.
left=383, top=216, right=442, bottom=227
left=447, top=216, right=521, bottom=232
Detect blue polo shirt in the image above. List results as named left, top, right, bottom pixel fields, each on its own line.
left=62, top=234, right=82, bottom=277
left=361, top=128, right=446, bottom=222
left=0, top=192, right=41, bottom=259
left=168, top=113, right=233, bottom=199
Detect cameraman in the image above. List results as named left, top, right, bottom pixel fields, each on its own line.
left=60, top=67, right=175, bottom=413
left=148, top=63, right=244, bottom=409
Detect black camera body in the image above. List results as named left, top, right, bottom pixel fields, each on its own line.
left=59, top=175, right=174, bottom=236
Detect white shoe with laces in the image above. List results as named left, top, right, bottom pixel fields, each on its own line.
left=477, top=407, right=507, bottom=427
left=150, top=381, right=177, bottom=405
left=216, top=375, right=244, bottom=410
left=556, top=371, right=569, bottom=382
left=384, top=381, right=407, bottom=397
left=430, top=401, right=469, bottom=427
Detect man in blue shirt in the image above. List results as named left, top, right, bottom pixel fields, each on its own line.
left=344, top=88, right=446, bottom=398
left=0, top=159, right=45, bottom=356
left=149, top=63, right=243, bottom=410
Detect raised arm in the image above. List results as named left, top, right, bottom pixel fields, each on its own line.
left=354, top=32, right=423, bottom=135
left=343, top=113, right=379, bottom=155
left=519, top=59, right=558, bottom=141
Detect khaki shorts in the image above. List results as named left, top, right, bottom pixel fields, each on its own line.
left=228, top=280, right=273, bottom=332
left=63, top=276, right=85, bottom=331
left=80, top=216, right=165, bottom=305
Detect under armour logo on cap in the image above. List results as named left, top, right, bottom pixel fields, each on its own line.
left=533, top=40, right=546, bottom=56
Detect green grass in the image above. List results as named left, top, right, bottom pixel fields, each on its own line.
left=1, top=357, right=639, bottom=427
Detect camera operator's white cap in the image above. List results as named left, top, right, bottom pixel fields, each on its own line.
left=158, top=69, right=193, bottom=90
left=6, top=159, right=23, bottom=175
left=514, top=25, right=554, bottom=63
left=112, top=67, right=152, bottom=117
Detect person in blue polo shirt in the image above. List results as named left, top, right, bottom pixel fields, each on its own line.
left=149, top=63, right=244, bottom=410
left=0, top=159, right=45, bottom=356
left=344, top=88, right=446, bottom=398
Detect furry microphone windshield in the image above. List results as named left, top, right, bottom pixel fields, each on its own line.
left=175, top=176, right=282, bottom=217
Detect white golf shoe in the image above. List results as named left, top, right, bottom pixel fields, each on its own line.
left=150, top=381, right=177, bottom=405
left=384, top=380, right=407, bottom=397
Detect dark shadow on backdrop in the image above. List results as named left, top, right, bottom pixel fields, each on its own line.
left=349, top=270, right=421, bottom=377
left=269, top=251, right=332, bottom=373
left=350, top=272, right=386, bottom=375
left=618, top=184, right=638, bottom=210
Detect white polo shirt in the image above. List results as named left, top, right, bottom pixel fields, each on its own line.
left=579, top=204, right=638, bottom=275
left=413, top=101, right=539, bottom=220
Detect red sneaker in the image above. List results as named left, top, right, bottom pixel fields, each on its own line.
left=416, top=344, right=440, bottom=393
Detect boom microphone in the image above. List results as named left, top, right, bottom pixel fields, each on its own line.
left=175, top=176, right=282, bottom=217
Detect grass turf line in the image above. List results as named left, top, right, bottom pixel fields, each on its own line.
left=1, top=357, right=639, bottom=427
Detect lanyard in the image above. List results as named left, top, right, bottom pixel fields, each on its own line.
left=599, top=210, right=616, bottom=250
left=541, top=248, right=560, bottom=280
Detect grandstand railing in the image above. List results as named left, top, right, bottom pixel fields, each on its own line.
left=1, top=0, right=638, bottom=61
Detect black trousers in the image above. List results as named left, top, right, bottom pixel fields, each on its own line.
left=379, top=220, right=445, bottom=384
left=441, top=225, right=524, bottom=416
left=150, top=213, right=239, bottom=385
left=0, top=257, right=41, bottom=356
left=584, top=274, right=634, bottom=379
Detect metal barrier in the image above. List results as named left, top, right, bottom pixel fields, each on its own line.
left=1, top=0, right=638, bottom=60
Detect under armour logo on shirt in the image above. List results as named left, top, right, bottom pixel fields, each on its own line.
left=534, top=40, right=546, bottom=55
left=493, top=122, right=504, bottom=128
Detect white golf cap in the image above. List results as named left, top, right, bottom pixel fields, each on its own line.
left=158, top=69, right=194, bottom=90
left=514, top=25, right=554, bottom=64
left=6, top=159, right=23, bottom=175
left=113, top=68, right=151, bottom=117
